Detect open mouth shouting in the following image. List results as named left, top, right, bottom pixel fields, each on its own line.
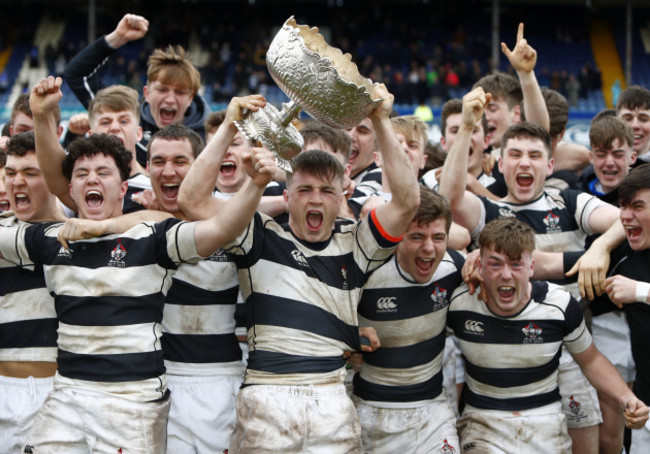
left=14, top=193, right=31, bottom=211
left=516, top=173, right=534, bottom=188
left=306, top=210, right=323, bottom=231
left=415, top=257, right=434, bottom=276
left=625, top=224, right=643, bottom=245
left=220, top=161, right=237, bottom=178
left=0, top=198, right=10, bottom=211
left=86, top=190, right=104, bottom=208
left=161, top=183, right=180, bottom=200
left=159, top=107, right=177, bottom=125
left=497, top=285, right=515, bottom=301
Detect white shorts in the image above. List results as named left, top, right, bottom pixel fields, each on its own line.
left=354, top=393, right=459, bottom=454
left=457, top=403, right=571, bottom=454
left=24, top=386, right=170, bottom=454
left=229, top=383, right=362, bottom=453
left=630, top=418, right=650, bottom=454
left=167, top=372, right=243, bottom=454
left=0, top=375, right=52, bottom=454
left=591, top=311, right=636, bottom=383
left=558, top=346, right=602, bottom=428
left=443, top=335, right=463, bottom=418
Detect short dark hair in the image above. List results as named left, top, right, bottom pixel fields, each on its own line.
left=147, top=124, right=205, bottom=160
left=300, top=121, right=352, bottom=161
left=591, top=108, right=616, bottom=125
left=63, top=135, right=132, bottom=182
left=287, top=149, right=344, bottom=187
left=479, top=217, right=535, bottom=260
left=440, top=98, right=488, bottom=138
left=616, top=85, right=650, bottom=112
left=541, top=88, right=569, bottom=140
left=88, top=85, right=140, bottom=124
left=204, top=110, right=226, bottom=135
left=473, top=72, right=522, bottom=110
left=589, top=116, right=634, bottom=151
left=501, top=122, right=552, bottom=158
left=619, top=164, right=650, bottom=207
left=5, top=131, right=36, bottom=157
left=413, top=185, right=452, bottom=233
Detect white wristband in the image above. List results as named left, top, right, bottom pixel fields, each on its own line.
left=635, top=282, right=650, bottom=303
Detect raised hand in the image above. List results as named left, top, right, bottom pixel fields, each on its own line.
left=29, top=76, right=63, bottom=119
left=225, top=94, right=266, bottom=124
left=105, top=14, right=149, bottom=49
left=501, top=23, right=537, bottom=74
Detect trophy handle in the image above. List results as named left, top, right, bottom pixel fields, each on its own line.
left=234, top=102, right=304, bottom=173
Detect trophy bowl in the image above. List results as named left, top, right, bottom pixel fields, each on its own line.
left=234, top=16, right=380, bottom=172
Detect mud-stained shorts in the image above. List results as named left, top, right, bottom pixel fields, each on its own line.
left=23, top=386, right=170, bottom=454
left=354, top=393, right=459, bottom=454
left=229, top=383, right=362, bottom=453
left=0, top=375, right=52, bottom=454
left=558, top=347, right=603, bottom=428
left=167, top=371, right=243, bottom=454
left=630, top=418, right=650, bottom=454
left=443, top=335, right=463, bottom=418
left=591, top=311, right=636, bottom=383
left=457, top=402, right=571, bottom=454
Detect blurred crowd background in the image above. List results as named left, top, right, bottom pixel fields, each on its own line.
left=1, top=0, right=649, bottom=144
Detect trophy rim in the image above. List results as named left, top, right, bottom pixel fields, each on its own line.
left=266, top=16, right=380, bottom=129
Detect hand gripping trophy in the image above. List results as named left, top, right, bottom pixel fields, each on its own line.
left=234, top=16, right=381, bottom=172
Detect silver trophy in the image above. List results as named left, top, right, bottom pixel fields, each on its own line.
left=234, top=16, right=381, bottom=172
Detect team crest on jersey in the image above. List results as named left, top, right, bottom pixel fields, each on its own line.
left=108, top=239, right=127, bottom=268
left=543, top=210, right=561, bottom=233
left=440, top=439, right=457, bottom=453
left=207, top=249, right=230, bottom=262
left=431, top=284, right=448, bottom=310
left=464, top=320, right=484, bottom=336
left=377, top=296, right=398, bottom=313
left=291, top=249, right=309, bottom=267
left=57, top=246, right=72, bottom=259
left=24, top=446, right=34, bottom=454
left=522, top=323, right=543, bottom=343
left=568, top=395, right=582, bottom=415
left=498, top=207, right=516, bottom=218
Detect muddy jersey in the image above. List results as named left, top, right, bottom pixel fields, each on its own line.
left=224, top=210, right=400, bottom=386
left=162, top=252, right=241, bottom=375
left=474, top=190, right=606, bottom=253
left=447, top=281, right=592, bottom=411
left=0, top=215, right=57, bottom=363
left=0, top=218, right=200, bottom=401
left=354, top=250, right=464, bottom=404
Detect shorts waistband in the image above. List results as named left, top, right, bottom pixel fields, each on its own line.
left=243, top=383, right=348, bottom=397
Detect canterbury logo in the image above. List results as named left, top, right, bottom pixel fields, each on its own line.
left=464, top=320, right=484, bottom=334
left=291, top=250, right=309, bottom=266
left=377, top=296, right=397, bottom=311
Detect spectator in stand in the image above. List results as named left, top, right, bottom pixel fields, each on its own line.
left=63, top=13, right=210, bottom=167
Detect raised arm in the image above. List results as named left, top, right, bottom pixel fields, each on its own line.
left=438, top=88, right=488, bottom=232
left=178, top=94, right=266, bottom=220
left=62, top=14, right=149, bottom=107
left=572, top=343, right=649, bottom=429
left=193, top=147, right=277, bottom=257
left=57, top=210, right=173, bottom=249
left=370, top=84, right=420, bottom=237
left=30, top=76, right=76, bottom=210
left=501, top=23, right=550, bottom=132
